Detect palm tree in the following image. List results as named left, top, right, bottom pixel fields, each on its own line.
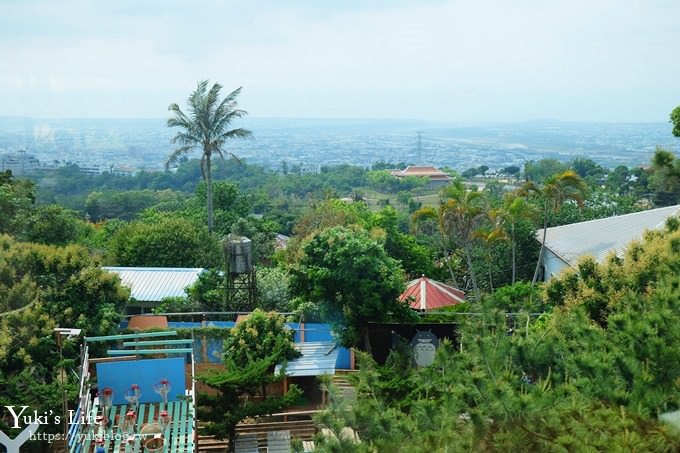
left=439, top=181, right=486, bottom=299
left=501, top=193, right=539, bottom=284
left=411, top=205, right=459, bottom=287
left=473, top=208, right=507, bottom=292
left=524, top=170, right=587, bottom=286
left=166, top=80, right=252, bottom=232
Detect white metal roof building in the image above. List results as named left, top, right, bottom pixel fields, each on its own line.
left=102, top=267, right=207, bottom=312
left=536, top=205, right=680, bottom=280
left=275, top=341, right=340, bottom=377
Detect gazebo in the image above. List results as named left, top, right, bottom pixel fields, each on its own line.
left=400, top=276, right=465, bottom=311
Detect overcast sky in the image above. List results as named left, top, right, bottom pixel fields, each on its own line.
left=1, top=0, right=679, bottom=122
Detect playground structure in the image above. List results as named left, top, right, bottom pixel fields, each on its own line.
left=66, top=330, right=196, bottom=453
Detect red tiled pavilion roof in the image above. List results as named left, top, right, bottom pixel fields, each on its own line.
left=400, top=276, right=465, bottom=310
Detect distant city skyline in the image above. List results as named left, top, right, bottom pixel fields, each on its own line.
left=2, top=1, right=679, bottom=122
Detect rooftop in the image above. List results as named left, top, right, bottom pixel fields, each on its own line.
left=275, top=341, right=340, bottom=377
left=102, top=267, right=206, bottom=302
left=537, top=205, right=680, bottom=266
left=400, top=276, right=465, bottom=310
left=390, top=166, right=451, bottom=179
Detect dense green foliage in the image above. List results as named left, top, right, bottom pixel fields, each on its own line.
left=0, top=235, right=129, bottom=448
left=290, top=226, right=414, bottom=349
left=0, top=170, right=36, bottom=235
left=315, top=226, right=680, bottom=451
left=671, top=105, right=680, bottom=137
left=198, top=310, right=302, bottom=453
left=108, top=215, right=222, bottom=267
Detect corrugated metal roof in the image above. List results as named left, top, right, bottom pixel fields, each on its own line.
left=275, top=341, right=339, bottom=377
left=102, top=267, right=206, bottom=302
left=400, top=276, right=465, bottom=310
left=536, top=205, right=680, bottom=266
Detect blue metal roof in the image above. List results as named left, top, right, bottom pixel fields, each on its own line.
left=276, top=341, right=339, bottom=377
left=102, top=267, right=206, bottom=302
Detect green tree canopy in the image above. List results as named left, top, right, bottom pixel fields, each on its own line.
left=108, top=216, right=221, bottom=267
left=198, top=310, right=302, bottom=453
left=0, top=170, right=35, bottom=235
left=19, top=204, right=83, bottom=245
left=290, top=226, right=413, bottom=350
left=671, top=105, right=680, bottom=137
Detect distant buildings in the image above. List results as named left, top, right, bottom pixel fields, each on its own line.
left=298, top=163, right=322, bottom=175
left=0, top=150, right=39, bottom=176
left=77, top=163, right=111, bottom=176
left=390, top=165, right=452, bottom=187
left=112, top=165, right=140, bottom=177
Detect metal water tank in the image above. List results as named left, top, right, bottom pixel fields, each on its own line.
left=225, top=235, right=253, bottom=275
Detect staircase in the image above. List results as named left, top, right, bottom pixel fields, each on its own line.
left=332, top=372, right=357, bottom=401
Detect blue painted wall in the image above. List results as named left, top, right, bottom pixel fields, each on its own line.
left=96, top=357, right=186, bottom=405
left=117, top=321, right=352, bottom=369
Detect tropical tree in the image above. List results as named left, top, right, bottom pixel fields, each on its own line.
left=523, top=170, right=587, bottom=286
left=439, top=181, right=487, bottom=299
left=473, top=208, right=507, bottom=292
left=166, top=80, right=252, bottom=232
left=501, top=193, right=539, bottom=284
left=411, top=206, right=460, bottom=287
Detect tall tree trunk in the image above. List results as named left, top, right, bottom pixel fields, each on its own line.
left=206, top=154, right=213, bottom=233
left=439, top=235, right=459, bottom=287
left=531, top=203, right=549, bottom=287
left=444, top=253, right=459, bottom=287
left=486, top=249, right=494, bottom=292
left=511, top=222, right=516, bottom=284
left=439, top=230, right=458, bottom=287
left=362, top=326, right=373, bottom=356
left=464, top=242, right=480, bottom=300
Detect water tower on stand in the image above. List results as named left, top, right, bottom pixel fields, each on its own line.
left=224, top=234, right=257, bottom=311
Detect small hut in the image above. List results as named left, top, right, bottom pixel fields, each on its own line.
left=400, top=276, right=465, bottom=311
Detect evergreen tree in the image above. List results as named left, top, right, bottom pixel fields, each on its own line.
left=198, top=310, right=302, bottom=453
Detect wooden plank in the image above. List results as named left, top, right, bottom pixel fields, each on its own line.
left=68, top=405, right=81, bottom=450
left=113, top=404, right=128, bottom=453
left=107, top=348, right=193, bottom=355
left=89, top=356, right=139, bottom=364
left=123, top=339, right=194, bottom=347
left=171, top=399, right=182, bottom=453
left=133, top=403, right=144, bottom=453
left=146, top=403, right=155, bottom=425
left=102, top=404, right=117, bottom=452
left=85, top=331, right=178, bottom=342
left=82, top=398, right=100, bottom=453
left=162, top=401, right=174, bottom=453
left=176, top=403, right=187, bottom=453
left=186, top=401, right=194, bottom=453
left=138, top=402, right=146, bottom=435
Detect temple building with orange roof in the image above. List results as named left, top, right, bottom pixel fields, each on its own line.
left=390, top=165, right=452, bottom=187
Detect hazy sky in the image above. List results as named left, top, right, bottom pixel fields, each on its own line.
left=2, top=0, right=679, bottom=122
